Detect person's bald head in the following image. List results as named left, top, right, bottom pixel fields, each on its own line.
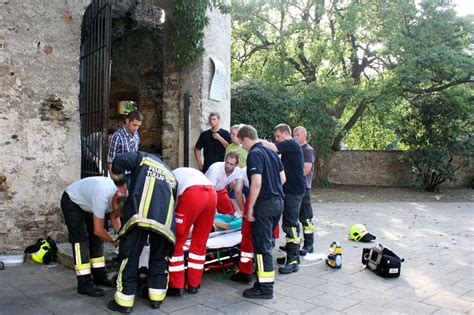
left=293, top=126, right=307, bottom=145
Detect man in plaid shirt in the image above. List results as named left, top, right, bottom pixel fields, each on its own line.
left=107, top=110, right=142, bottom=176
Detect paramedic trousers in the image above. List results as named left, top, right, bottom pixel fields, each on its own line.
left=251, top=196, right=283, bottom=292
left=115, top=228, right=169, bottom=308
left=240, top=199, right=280, bottom=275
left=61, top=192, right=106, bottom=284
left=169, top=185, right=217, bottom=289
left=216, top=188, right=235, bottom=215
left=282, top=193, right=305, bottom=261
left=299, top=189, right=314, bottom=248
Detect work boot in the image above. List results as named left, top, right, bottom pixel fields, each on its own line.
left=166, top=288, right=185, bottom=297
left=187, top=286, right=199, bottom=294
left=108, top=300, right=132, bottom=313
left=230, top=270, right=252, bottom=283
left=92, top=268, right=114, bottom=287
left=276, top=256, right=287, bottom=265
left=278, top=259, right=299, bottom=274
left=150, top=301, right=162, bottom=309
left=278, top=245, right=286, bottom=252
left=77, top=274, right=105, bottom=297
left=299, top=245, right=314, bottom=256
left=243, top=284, right=273, bottom=299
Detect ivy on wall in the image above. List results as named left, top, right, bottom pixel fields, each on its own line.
left=173, top=0, right=229, bottom=68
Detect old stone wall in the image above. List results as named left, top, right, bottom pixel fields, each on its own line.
left=179, top=6, right=232, bottom=168
left=0, top=0, right=92, bottom=253
left=320, top=151, right=473, bottom=188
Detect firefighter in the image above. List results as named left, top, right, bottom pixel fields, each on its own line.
left=167, top=167, right=217, bottom=296
left=60, top=176, right=125, bottom=297
left=237, top=125, right=285, bottom=299
left=107, top=151, right=177, bottom=313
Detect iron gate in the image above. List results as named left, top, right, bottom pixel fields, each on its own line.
left=79, top=0, right=112, bottom=178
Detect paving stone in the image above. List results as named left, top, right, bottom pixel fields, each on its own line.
left=432, top=309, right=467, bottom=315
left=159, top=296, right=200, bottom=313
left=170, top=304, right=222, bottom=315
left=217, top=300, right=274, bottom=314
left=319, top=282, right=360, bottom=297
left=264, top=296, right=316, bottom=313
left=189, top=292, right=239, bottom=310
left=342, top=302, right=397, bottom=315
left=461, top=290, right=474, bottom=302
left=423, top=293, right=474, bottom=312
left=306, top=293, right=359, bottom=311
left=275, top=283, right=324, bottom=301
left=383, top=298, right=440, bottom=314
left=347, top=289, right=397, bottom=307
left=304, top=306, right=343, bottom=315
left=0, top=301, right=52, bottom=315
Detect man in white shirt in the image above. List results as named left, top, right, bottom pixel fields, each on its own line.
left=205, top=151, right=245, bottom=216
left=168, top=167, right=217, bottom=296
left=61, top=176, right=125, bottom=297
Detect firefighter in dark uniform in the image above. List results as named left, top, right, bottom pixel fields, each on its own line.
left=237, top=125, right=286, bottom=299
left=107, top=151, right=177, bottom=313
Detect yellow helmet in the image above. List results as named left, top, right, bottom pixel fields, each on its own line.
left=349, top=224, right=368, bottom=241
left=31, top=239, right=51, bottom=264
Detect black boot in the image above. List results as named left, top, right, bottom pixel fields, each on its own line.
left=299, top=245, right=314, bottom=256
left=108, top=300, right=132, bottom=313
left=92, top=267, right=114, bottom=287
left=187, top=286, right=199, bottom=294
left=243, top=284, right=273, bottom=299
left=276, top=256, right=287, bottom=265
left=278, top=259, right=299, bottom=274
left=167, top=288, right=185, bottom=297
left=230, top=270, right=252, bottom=283
left=77, top=275, right=105, bottom=297
left=150, top=301, right=162, bottom=309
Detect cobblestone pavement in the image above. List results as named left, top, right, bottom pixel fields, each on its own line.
left=1, top=201, right=472, bottom=314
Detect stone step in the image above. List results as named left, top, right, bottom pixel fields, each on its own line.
left=56, top=242, right=118, bottom=271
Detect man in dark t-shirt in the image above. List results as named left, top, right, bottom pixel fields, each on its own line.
left=293, top=126, right=316, bottom=255
left=194, top=112, right=231, bottom=173
left=261, top=123, right=305, bottom=274
left=238, top=125, right=285, bottom=299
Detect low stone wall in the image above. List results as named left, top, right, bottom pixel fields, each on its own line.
left=320, top=150, right=472, bottom=188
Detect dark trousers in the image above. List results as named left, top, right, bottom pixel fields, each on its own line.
left=282, top=193, right=305, bottom=260
left=251, top=196, right=283, bottom=292
left=61, top=192, right=105, bottom=278
left=299, top=189, right=314, bottom=248
left=115, top=228, right=170, bottom=307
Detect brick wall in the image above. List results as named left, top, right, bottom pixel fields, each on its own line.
left=320, top=151, right=472, bottom=188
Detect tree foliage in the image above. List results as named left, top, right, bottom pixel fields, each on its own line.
left=230, top=0, right=474, bottom=152
left=396, top=87, right=473, bottom=192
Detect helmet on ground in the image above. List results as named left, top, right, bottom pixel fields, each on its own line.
left=349, top=224, right=369, bottom=241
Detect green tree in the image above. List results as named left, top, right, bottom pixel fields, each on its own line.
left=396, top=87, right=473, bottom=192
left=231, top=0, right=473, bottom=151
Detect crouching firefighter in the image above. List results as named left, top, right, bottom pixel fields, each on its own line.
left=108, top=151, right=177, bottom=313
left=60, top=176, right=124, bottom=297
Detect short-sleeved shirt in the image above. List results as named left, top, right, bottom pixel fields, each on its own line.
left=65, top=177, right=118, bottom=219
left=107, top=127, right=140, bottom=164
left=247, top=142, right=284, bottom=199
left=225, top=143, right=248, bottom=168
left=205, top=161, right=243, bottom=191
left=173, top=167, right=213, bottom=196
left=195, top=129, right=231, bottom=173
left=301, top=143, right=316, bottom=189
left=214, top=213, right=242, bottom=231
left=275, top=139, right=306, bottom=195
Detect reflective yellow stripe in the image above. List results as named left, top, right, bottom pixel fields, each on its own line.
left=140, top=158, right=176, bottom=188
left=113, top=215, right=176, bottom=244
left=117, top=258, right=128, bottom=292
left=142, top=177, right=156, bottom=219
left=165, top=196, right=174, bottom=227
left=138, top=176, right=152, bottom=218
left=257, top=270, right=275, bottom=283
left=75, top=263, right=91, bottom=271
left=74, top=243, right=82, bottom=266
left=90, top=256, right=106, bottom=268
left=115, top=291, right=134, bottom=308
left=149, top=288, right=166, bottom=302
left=285, top=237, right=301, bottom=244
left=75, top=268, right=91, bottom=276
left=256, top=254, right=263, bottom=273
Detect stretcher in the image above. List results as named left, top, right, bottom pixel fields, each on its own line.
left=139, top=229, right=242, bottom=271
